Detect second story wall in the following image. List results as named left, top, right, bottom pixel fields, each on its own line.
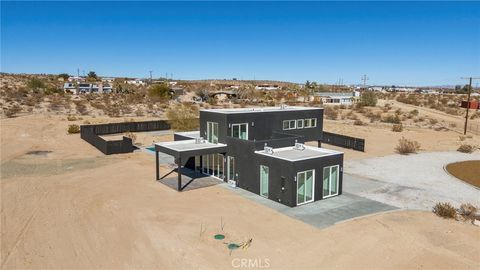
left=200, top=108, right=324, bottom=143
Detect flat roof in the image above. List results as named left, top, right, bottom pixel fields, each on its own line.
left=255, top=145, right=342, bottom=162
left=201, top=106, right=322, bottom=114
left=156, top=139, right=226, bottom=152
left=174, top=131, right=200, bottom=139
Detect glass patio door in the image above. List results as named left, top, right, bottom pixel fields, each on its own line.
left=323, top=165, right=339, bottom=198
left=297, top=170, right=314, bottom=205
left=227, top=156, right=235, bottom=181
left=207, top=122, right=218, bottom=143
left=260, top=165, right=269, bottom=198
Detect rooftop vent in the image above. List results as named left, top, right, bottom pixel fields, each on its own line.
left=280, top=104, right=287, bottom=110
left=294, top=143, right=305, bottom=151
left=264, top=146, right=274, bottom=155
left=195, top=137, right=206, bottom=144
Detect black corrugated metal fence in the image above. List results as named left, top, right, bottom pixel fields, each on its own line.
left=321, top=131, right=365, bottom=152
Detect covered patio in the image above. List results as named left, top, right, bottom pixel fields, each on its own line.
left=154, top=139, right=227, bottom=191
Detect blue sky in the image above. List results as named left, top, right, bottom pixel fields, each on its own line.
left=1, top=1, right=479, bottom=86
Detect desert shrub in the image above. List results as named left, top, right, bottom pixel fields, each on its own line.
left=353, top=119, right=364, bottom=126
left=444, top=108, right=459, bottom=116
left=365, top=111, right=382, bottom=123
left=134, top=108, right=144, bottom=117
left=429, top=118, right=438, bottom=125
left=67, top=124, right=80, bottom=134
left=166, top=103, right=199, bottom=131
left=458, top=203, right=478, bottom=220
left=67, top=115, right=77, bottom=121
left=409, top=109, right=419, bottom=116
left=4, top=104, right=22, bottom=118
left=359, top=91, right=377, bottom=107
left=27, top=78, right=46, bottom=91
left=392, top=124, right=403, bottom=132
left=395, top=137, right=420, bottom=154
left=382, top=114, right=401, bottom=124
left=457, top=144, right=476, bottom=153
left=433, top=202, right=457, bottom=219
left=73, top=100, right=88, bottom=115
left=470, top=112, right=480, bottom=120
left=324, top=106, right=338, bottom=120
left=148, top=84, right=170, bottom=101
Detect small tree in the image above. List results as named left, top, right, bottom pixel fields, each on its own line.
left=148, top=84, right=170, bottom=101
left=87, top=71, right=98, bottom=82
left=27, top=78, right=45, bottom=91
left=359, top=91, right=377, bottom=107
left=58, top=73, right=70, bottom=80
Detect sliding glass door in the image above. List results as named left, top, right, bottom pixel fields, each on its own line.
left=201, top=154, right=224, bottom=179
left=260, top=165, right=269, bottom=198
left=297, top=170, right=314, bottom=205
left=227, top=156, right=235, bottom=181
left=207, top=122, right=218, bottom=143
left=323, top=165, right=339, bottom=198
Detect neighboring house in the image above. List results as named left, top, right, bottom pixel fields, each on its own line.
left=255, top=84, right=280, bottom=91
left=64, top=83, right=113, bottom=94
left=314, top=91, right=360, bottom=105
left=63, top=83, right=77, bottom=94
left=155, top=106, right=344, bottom=207
left=125, top=79, right=145, bottom=86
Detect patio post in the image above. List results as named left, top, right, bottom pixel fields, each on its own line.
left=177, top=157, right=182, bottom=191
left=155, top=150, right=159, bottom=180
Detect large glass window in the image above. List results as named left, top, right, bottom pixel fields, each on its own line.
left=323, top=165, right=339, bottom=198
left=297, top=169, right=315, bottom=205
left=227, top=156, right=235, bottom=181
left=260, top=165, right=269, bottom=198
left=231, top=123, right=248, bottom=140
left=207, top=122, right=219, bottom=143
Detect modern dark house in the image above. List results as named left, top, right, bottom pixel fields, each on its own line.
left=155, top=106, right=343, bottom=207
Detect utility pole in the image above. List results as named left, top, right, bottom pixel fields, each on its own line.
left=460, top=77, right=480, bottom=135
left=149, top=71, right=153, bottom=83
left=361, top=75, right=369, bottom=89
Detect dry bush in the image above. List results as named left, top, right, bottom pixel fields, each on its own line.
left=458, top=203, right=478, bottom=221
left=73, top=100, right=88, bottom=115
left=382, top=114, right=401, bottom=124
left=395, top=137, right=420, bottom=154
left=433, top=202, right=457, bottom=219
left=429, top=118, right=438, bottom=125
left=324, top=106, right=338, bottom=120
left=4, top=104, right=22, bottom=118
left=392, top=124, right=403, bottom=132
left=67, top=115, right=77, bottom=121
left=409, top=109, right=419, bottom=116
left=353, top=119, right=364, bottom=126
left=457, top=144, right=476, bottom=153
left=67, top=124, right=80, bottom=134
left=166, top=103, right=199, bottom=131
left=470, top=112, right=480, bottom=120
left=365, top=111, right=382, bottom=123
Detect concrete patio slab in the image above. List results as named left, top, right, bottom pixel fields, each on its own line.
left=221, top=183, right=397, bottom=229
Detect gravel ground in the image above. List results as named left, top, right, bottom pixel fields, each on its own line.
left=344, top=151, right=480, bottom=210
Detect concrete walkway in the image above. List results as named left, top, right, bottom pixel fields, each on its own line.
left=345, top=151, right=480, bottom=210
left=222, top=183, right=397, bottom=229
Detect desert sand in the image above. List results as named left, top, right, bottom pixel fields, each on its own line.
left=1, top=114, right=479, bottom=269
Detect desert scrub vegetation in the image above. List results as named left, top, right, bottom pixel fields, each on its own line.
left=391, top=124, right=403, bottom=132
left=67, top=124, right=80, bottom=134
left=382, top=114, right=401, bottom=124
left=324, top=106, right=338, bottom=120
left=4, top=104, right=22, bottom=118
left=433, top=202, right=457, bottom=219
left=457, top=144, right=477, bottom=153
left=358, top=91, right=377, bottom=107
left=458, top=203, right=478, bottom=221
left=395, top=137, right=420, bottom=154
left=353, top=119, right=365, bottom=126
left=166, top=103, right=199, bottom=131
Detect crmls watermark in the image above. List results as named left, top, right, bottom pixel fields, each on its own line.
left=231, top=258, right=271, bottom=269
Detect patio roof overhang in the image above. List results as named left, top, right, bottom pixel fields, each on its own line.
left=154, top=139, right=227, bottom=191
left=155, top=140, right=227, bottom=162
